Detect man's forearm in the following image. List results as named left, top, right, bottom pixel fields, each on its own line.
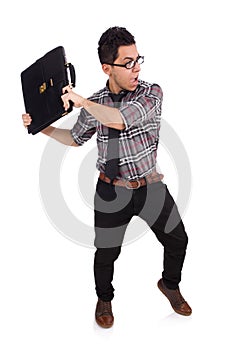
left=61, top=86, right=125, bottom=130
left=82, top=99, right=125, bottom=130
left=41, top=126, right=78, bottom=146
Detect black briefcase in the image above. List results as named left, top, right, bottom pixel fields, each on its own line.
left=21, top=46, right=76, bottom=135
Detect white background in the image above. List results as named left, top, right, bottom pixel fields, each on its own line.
left=1, top=0, right=232, bottom=349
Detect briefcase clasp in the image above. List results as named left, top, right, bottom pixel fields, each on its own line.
left=39, top=82, right=47, bottom=94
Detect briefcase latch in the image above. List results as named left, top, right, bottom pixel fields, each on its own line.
left=39, top=79, right=54, bottom=94
left=39, top=82, right=47, bottom=94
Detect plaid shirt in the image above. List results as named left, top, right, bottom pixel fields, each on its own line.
left=71, top=80, right=163, bottom=180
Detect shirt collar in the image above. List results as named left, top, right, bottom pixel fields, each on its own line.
left=106, top=80, right=129, bottom=97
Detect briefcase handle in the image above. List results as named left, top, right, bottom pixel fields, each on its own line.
left=66, top=63, right=76, bottom=88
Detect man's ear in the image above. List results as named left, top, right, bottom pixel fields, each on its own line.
left=102, top=64, right=111, bottom=76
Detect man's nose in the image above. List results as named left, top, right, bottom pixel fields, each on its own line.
left=132, top=62, right=141, bottom=72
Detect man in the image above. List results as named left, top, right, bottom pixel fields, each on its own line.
left=22, top=26, right=192, bottom=329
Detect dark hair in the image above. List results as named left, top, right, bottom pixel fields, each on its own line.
left=98, top=26, right=136, bottom=64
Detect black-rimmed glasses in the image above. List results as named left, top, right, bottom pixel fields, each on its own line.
left=104, top=55, right=144, bottom=69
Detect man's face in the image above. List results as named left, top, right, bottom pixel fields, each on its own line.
left=104, top=44, right=141, bottom=94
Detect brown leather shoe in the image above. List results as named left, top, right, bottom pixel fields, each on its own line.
left=158, top=279, right=192, bottom=316
left=95, top=299, right=114, bottom=328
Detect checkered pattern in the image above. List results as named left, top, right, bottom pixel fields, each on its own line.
left=71, top=80, right=163, bottom=180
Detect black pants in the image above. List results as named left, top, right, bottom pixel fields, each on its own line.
left=94, top=178, right=188, bottom=301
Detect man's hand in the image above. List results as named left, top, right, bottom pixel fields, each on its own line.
left=61, top=85, right=85, bottom=111
left=22, top=113, right=32, bottom=128
left=21, top=111, right=77, bottom=146
left=61, top=85, right=125, bottom=130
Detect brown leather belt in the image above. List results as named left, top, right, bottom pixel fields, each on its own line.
left=99, top=171, right=164, bottom=189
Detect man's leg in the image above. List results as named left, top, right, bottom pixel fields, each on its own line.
left=94, top=246, right=121, bottom=329
left=150, top=185, right=188, bottom=289
left=138, top=182, right=191, bottom=315
left=94, top=226, right=129, bottom=328
left=94, top=246, right=121, bottom=302
left=93, top=179, right=134, bottom=327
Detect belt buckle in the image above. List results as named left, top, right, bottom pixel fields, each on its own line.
left=125, top=179, right=141, bottom=190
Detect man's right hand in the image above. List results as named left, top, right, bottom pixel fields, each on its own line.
left=21, top=112, right=78, bottom=146
left=22, top=113, right=32, bottom=128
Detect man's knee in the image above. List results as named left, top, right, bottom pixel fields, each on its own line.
left=95, top=247, right=121, bottom=263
